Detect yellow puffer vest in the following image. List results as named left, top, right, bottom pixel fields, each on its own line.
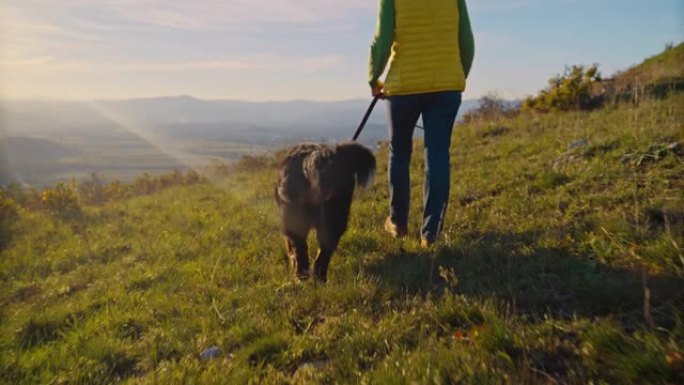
left=384, top=0, right=465, bottom=96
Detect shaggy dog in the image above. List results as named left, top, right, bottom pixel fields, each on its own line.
left=275, top=142, right=376, bottom=282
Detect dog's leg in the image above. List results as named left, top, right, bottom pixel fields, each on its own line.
left=313, top=248, right=334, bottom=283
left=284, top=235, right=297, bottom=272
left=280, top=203, right=314, bottom=281
left=284, top=234, right=310, bottom=281
left=313, top=192, right=353, bottom=283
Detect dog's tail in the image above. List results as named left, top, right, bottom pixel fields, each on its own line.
left=336, top=142, right=376, bottom=188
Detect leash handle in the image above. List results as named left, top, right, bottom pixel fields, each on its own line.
left=352, top=95, right=382, bottom=141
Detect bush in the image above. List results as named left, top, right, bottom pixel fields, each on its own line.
left=41, top=182, right=82, bottom=221
left=79, top=173, right=106, bottom=205
left=3, top=183, right=42, bottom=210
left=522, top=64, right=603, bottom=113
left=6, top=168, right=212, bottom=215
left=234, top=154, right=276, bottom=173
left=0, top=189, right=20, bottom=249
left=183, top=169, right=203, bottom=185
left=462, top=94, right=519, bottom=123
left=0, top=193, right=19, bottom=223
left=130, top=170, right=205, bottom=196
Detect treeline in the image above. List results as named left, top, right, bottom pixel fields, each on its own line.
left=2, top=169, right=204, bottom=217
left=0, top=170, right=209, bottom=251
left=0, top=153, right=285, bottom=251
left=2, top=153, right=278, bottom=219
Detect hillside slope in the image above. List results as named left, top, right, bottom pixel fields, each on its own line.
left=1, top=93, right=683, bottom=384
left=610, top=43, right=684, bottom=95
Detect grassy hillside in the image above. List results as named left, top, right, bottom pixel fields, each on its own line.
left=610, top=43, right=684, bottom=95
left=1, top=92, right=683, bottom=384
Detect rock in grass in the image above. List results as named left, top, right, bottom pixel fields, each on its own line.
left=199, top=346, right=221, bottom=361
left=569, top=138, right=589, bottom=149
left=298, top=360, right=328, bottom=371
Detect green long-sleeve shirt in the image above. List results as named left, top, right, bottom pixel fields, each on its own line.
left=368, top=0, right=475, bottom=88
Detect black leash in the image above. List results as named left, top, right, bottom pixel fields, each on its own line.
left=351, top=94, right=427, bottom=141
left=352, top=95, right=381, bottom=141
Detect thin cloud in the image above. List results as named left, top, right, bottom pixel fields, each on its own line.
left=2, top=4, right=102, bottom=64
left=10, top=0, right=373, bottom=30
left=0, top=57, right=55, bottom=67
left=1, top=54, right=345, bottom=74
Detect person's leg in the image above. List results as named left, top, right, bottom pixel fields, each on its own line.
left=420, top=91, right=462, bottom=243
left=386, top=94, right=423, bottom=232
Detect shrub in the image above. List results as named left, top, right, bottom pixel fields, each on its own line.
left=41, top=182, right=82, bottom=221
left=0, top=189, right=20, bottom=249
left=130, top=170, right=205, bottom=196
left=3, top=183, right=42, bottom=210
left=79, top=173, right=106, bottom=205
left=132, top=173, right=155, bottom=195
left=183, top=169, right=203, bottom=185
left=102, top=180, right=130, bottom=201
left=234, top=154, right=276, bottom=173
left=0, top=190, right=19, bottom=223
left=522, top=64, right=603, bottom=113
left=462, top=94, right=519, bottom=123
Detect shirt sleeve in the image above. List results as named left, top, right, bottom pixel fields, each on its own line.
left=368, top=0, right=395, bottom=88
left=458, top=0, right=475, bottom=78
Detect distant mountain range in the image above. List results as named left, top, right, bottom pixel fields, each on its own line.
left=2, top=95, right=482, bottom=139
left=0, top=96, right=498, bottom=185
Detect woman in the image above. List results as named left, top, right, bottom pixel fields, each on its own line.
left=369, top=0, right=474, bottom=248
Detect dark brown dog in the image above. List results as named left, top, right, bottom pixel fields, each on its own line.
left=275, top=142, right=376, bottom=282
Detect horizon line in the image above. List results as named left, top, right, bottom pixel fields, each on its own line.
left=1, top=94, right=513, bottom=104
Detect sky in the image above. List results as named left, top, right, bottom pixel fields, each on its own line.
left=1, top=0, right=682, bottom=101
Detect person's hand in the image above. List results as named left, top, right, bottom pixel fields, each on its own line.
left=371, top=81, right=385, bottom=99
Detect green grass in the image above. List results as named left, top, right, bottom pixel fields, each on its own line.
left=5, top=130, right=273, bottom=187
left=617, top=42, right=684, bottom=84
left=611, top=43, right=684, bottom=97
left=1, top=94, right=683, bottom=384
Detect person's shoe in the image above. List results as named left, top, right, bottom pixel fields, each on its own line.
left=384, top=217, right=408, bottom=238
left=420, top=237, right=435, bottom=249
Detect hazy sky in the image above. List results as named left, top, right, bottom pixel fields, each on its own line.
left=2, top=0, right=682, bottom=101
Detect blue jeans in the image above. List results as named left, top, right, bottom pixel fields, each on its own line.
left=387, top=91, right=462, bottom=242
